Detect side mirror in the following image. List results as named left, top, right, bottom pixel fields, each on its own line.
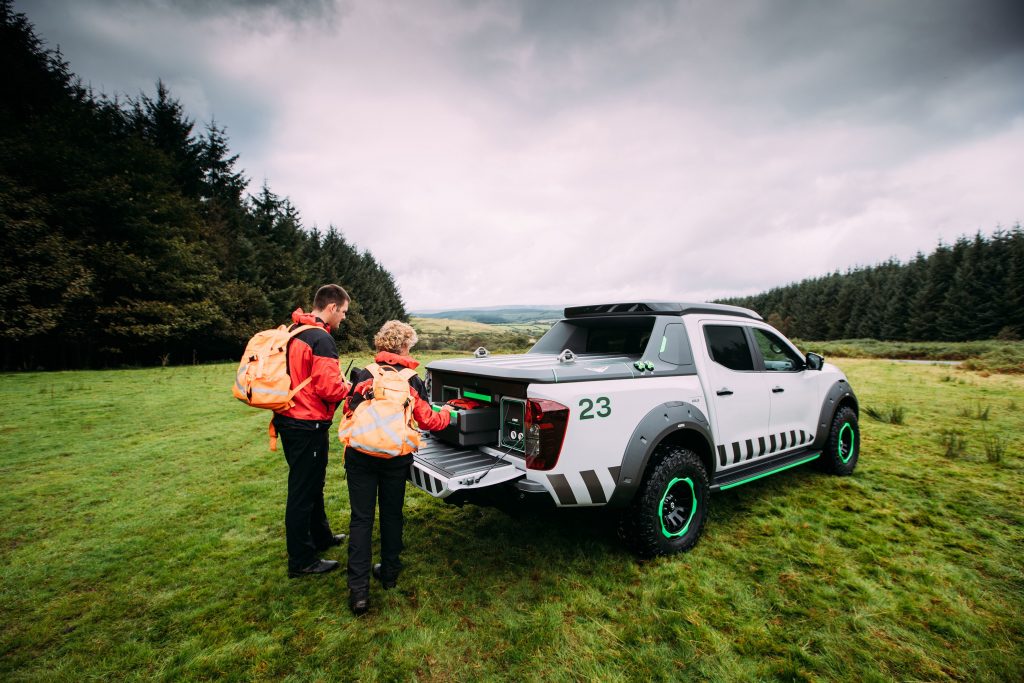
left=805, top=352, right=824, bottom=371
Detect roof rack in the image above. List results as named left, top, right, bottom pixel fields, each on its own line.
left=563, top=302, right=762, bottom=321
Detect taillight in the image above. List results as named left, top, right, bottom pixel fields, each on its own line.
left=524, top=398, right=569, bottom=470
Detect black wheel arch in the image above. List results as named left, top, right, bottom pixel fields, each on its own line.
left=810, top=379, right=859, bottom=450
left=607, top=401, right=715, bottom=508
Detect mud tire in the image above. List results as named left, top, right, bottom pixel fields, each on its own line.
left=818, top=405, right=860, bottom=475
left=618, top=445, right=710, bottom=558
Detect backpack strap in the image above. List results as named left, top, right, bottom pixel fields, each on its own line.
left=285, top=376, right=313, bottom=400
left=396, top=368, right=419, bottom=412
left=286, top=324, right=320, bottom=339
left=280, top=324, right=319, bottom=398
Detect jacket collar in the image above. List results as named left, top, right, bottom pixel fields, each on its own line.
left=291, top=308, right=331, bottom=333
left=375, top=351, right=419, bottom=369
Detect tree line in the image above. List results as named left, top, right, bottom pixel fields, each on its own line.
left=720, top=228, right=1024, bottom=342
left=0, top=2, right=406, bottom=369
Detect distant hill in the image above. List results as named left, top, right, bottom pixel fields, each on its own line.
left=411, top=306, right=563, bottom=325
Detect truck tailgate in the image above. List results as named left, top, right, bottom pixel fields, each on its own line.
left=410, top=434, right=524, bottom=498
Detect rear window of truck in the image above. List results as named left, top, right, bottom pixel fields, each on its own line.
left=530, top=317, right=655, bottom=356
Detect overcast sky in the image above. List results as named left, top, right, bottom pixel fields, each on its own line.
left=19, top=0, right=1024, bottom=311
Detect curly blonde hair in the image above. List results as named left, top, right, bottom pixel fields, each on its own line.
left=374, top=320, right=419, bottom=354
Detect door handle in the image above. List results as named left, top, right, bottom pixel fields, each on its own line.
left=716, top=388, right=733, bottom=396
left=772, top=386, right=784, bottom=393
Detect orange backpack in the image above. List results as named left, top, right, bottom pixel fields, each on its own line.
left=233, top=324, right=318, bottom=450
left=338, top=363, right=423, bottom=457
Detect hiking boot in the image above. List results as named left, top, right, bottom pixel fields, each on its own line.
left=316, top=534, right=346, bottom=552
left=288, top=559, right=339, bottom=578
left=372, top=563, right=397, bottom=589
left=349, top=590, right=370, bottom=616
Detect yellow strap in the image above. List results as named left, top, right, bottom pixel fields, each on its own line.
left=268, top=421, right=278, bottom=452
left=285, top=324, right=320, bottom=340
left=285, top=375, right=313, bottom=401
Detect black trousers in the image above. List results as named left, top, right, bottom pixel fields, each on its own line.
left=279, top=427, right=335, bottom=571
left=345, top=449, right=412, bottom=592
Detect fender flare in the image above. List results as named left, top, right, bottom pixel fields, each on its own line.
left=606, top=401, right=714, bottom=508
left=810, top=379, right=859, bottom=449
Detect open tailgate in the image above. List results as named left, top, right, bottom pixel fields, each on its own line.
left=410, top=434, right=524, bottom=498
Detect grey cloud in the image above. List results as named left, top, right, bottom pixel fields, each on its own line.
left=15, top=0, right=1023, bottom=309
left=20, top=0, right=340, bottom=21
left=446, top=0, right=1024, bottom=132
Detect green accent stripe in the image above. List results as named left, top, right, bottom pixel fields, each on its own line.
left=838, top=423, right=855, bottom=463
left=719, top=453, right=820, bottom=490
left=463, top=391, right=492, bottom=403
left=659, top=477, right=697, bottom=538
left=660, top=336, right=667, bottom=353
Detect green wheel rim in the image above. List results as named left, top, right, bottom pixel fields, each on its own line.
left=838, top=423, right=855, bottom=464
left=659, top=477, right=697, bottom=538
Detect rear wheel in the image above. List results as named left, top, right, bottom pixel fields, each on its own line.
left=619, top=445, right=710, bottom=558
left=819, top=406, right=859, bottom=475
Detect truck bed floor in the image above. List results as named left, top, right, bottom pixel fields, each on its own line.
left=414, top=436, right=505, bottom=477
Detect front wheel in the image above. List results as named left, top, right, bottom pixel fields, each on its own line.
left=619, top=445, right=710, bottom=558
left=819, top=405, right=860, bottom=475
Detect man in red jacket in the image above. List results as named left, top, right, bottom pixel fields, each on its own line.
left=273, top=284, right=352, bottom=577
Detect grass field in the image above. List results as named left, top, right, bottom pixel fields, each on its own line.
left=1, top=354, right=1022, bottom=681
left=797, top=339, right=1024, bottom=374
left=409, top=317, right=551, bottom=351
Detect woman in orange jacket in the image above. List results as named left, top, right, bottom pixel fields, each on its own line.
left=342, top=320, right=452, bottom=615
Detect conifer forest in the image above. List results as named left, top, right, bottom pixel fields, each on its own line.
left=0, top=2, right=406, bottom=370
left=721, top=229, right=1024, bottom=342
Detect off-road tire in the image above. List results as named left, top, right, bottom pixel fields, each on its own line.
left=618, top=445, right=710, bottom=558
left=819, top=405, right=859, bottom=475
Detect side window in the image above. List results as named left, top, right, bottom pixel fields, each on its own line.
left=752, top=328, right=803, bottom=372
left=658, top=323, right=694, bottom=366
left=704, top=325, right=754, bottom=371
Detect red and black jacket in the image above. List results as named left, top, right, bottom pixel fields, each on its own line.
left=273, top=309, right=351, bottom=430
left=345, top=351, right=451, bottom=432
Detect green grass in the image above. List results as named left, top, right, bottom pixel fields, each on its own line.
left=410, top=317, right=548, bottom=352
left=797, top=338, right=1024, bottom=373
left=1, top=356, right=1023, bottom=681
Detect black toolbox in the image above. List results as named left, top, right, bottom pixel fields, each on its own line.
left=434, top=405, right=499, bottom=447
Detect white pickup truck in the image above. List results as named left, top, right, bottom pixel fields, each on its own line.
left=413, top=302, right=859, bottom=557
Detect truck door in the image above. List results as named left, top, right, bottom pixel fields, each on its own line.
left=750, top=327, right=819, bottom=451
left=701, top=323, right=770, bottom=468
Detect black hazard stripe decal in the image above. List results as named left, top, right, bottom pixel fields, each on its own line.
left=548, top=474, right=577, bottom=505
left=580, top=470, right=607, bottom=504
left=719, top=429, right=813, bottom=464
left=411, top=466, right=442, bottom=495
